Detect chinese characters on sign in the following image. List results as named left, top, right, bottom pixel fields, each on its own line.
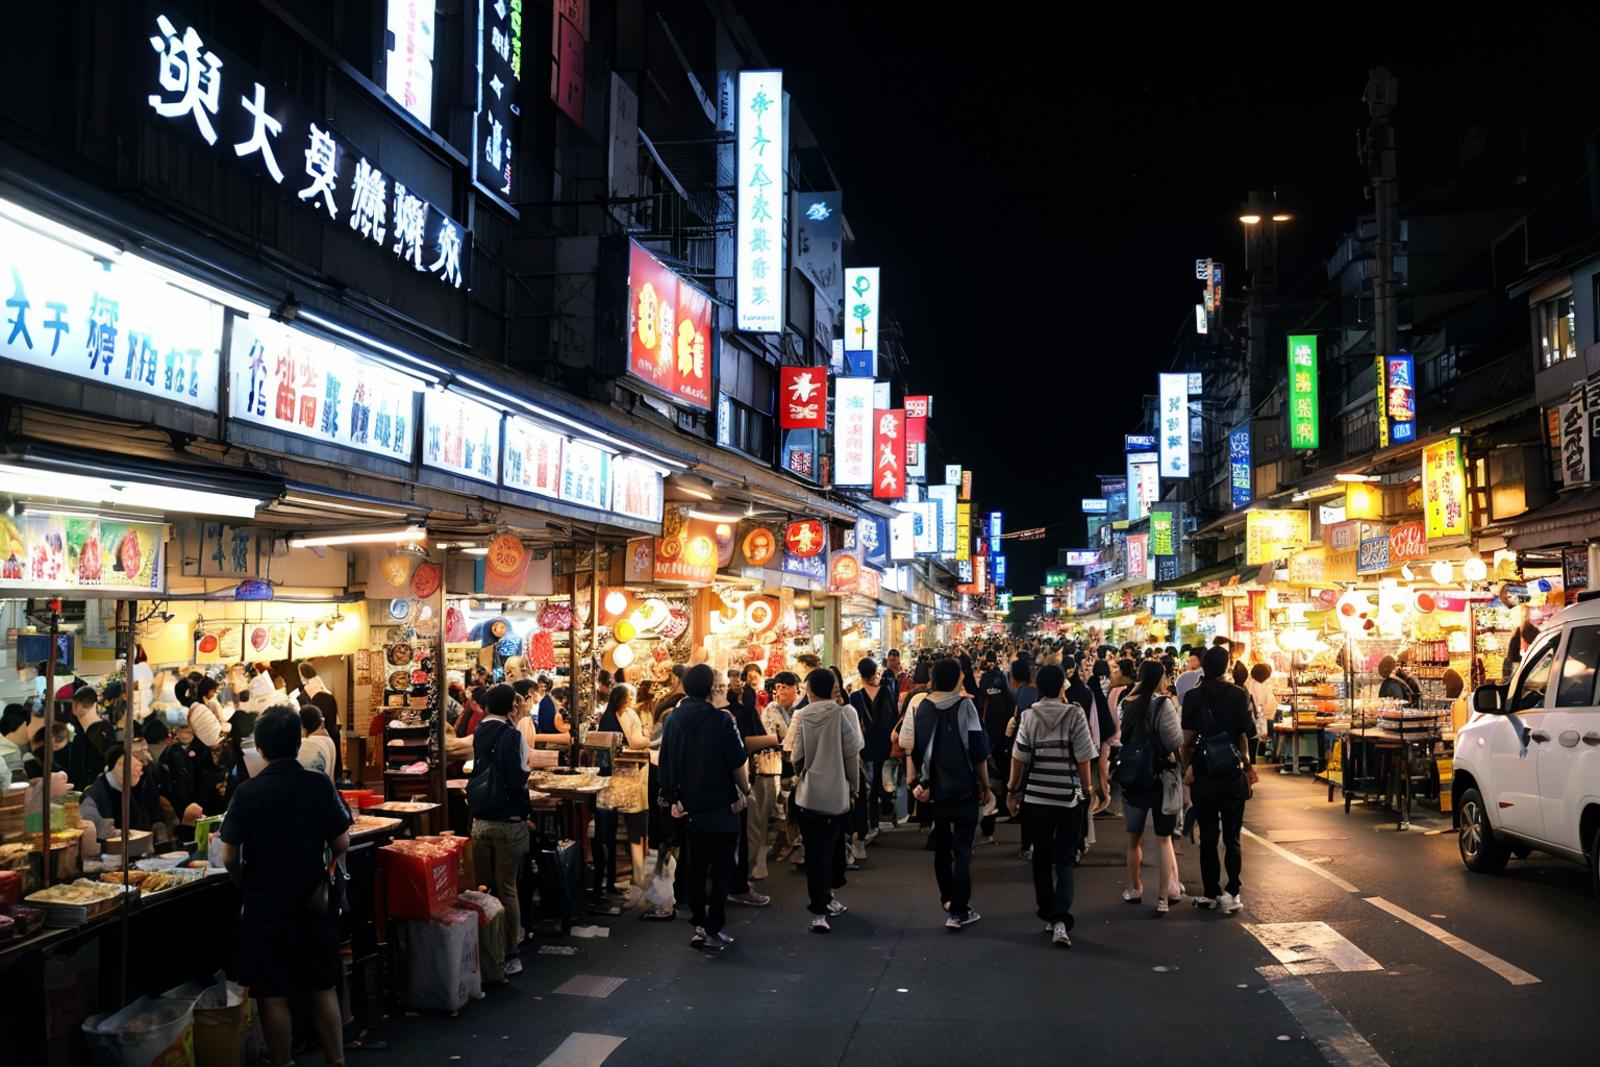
left=1229, top=428, right=1252, bottom=509
left=560, top=439, right=610, bottom=511
left=785, top=520, right=825, bottom=559
left=736, top=70, right=786, bottom=333
left=1287, top=334, right=1319, bottom=449
left=228, top=316, right=417, bottom=461
left=1244, top=509, right=1310, bottom=566
left=550, top=0, right=585, bottom=125
left=0, top=214, right=222, bottom=410
left=1422, top=436, right=1468, bottom=539
left=422, top=390, right=501, bottom=484
left=1158, top=373, right=1189, bottom=478
left=1126, top=452, right=1158, bottom=522
left=476, top=0, right=523, bottom=206
left=145, top=12, right=468, bottom=289
left=627, top=240, right=712, bottom=410
left=844, top=267, right=879, bottom=374
left=955, top=501, right=971, bottom=562
left=778, top=366, right=827, bottom=429
left=832, top=376, right=875, bottom=487
left=1388, top=521, right=1426, bottom=563
left=1150, top=509, right=1175, bottom=557
left=610, top=458, right=663, bottom=523
left=1126, top=533, right=1148, bottom=580
left=503, top=416, right=563, bottom=499
left=872, top=408, right=906, bottom=500
left=793, top=190, right=842, bottom=310
left=904, top=394, right=930, bottom=480
left=1376, top=352, right=1416, bottom=447
left=384, top=0, right=436, bottom=127
left=929, top=484, right=956, bottom=556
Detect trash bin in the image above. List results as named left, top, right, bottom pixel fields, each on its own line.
left=81, top=996, right=195, bottom=1067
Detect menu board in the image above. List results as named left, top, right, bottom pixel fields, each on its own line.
left=0, top=513, right=165, bottom=594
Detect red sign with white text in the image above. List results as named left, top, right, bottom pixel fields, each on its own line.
left=904, top=395, right=929, bottom=443
left=779, top=367, right=828, bottom=429
left=627, top=240, right=712, bottom=410
left=872, top=409, right=906, bottom=500
left=1388, top=520, right=1427, bottom=562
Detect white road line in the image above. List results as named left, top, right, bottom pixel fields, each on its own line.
left=1244, top=922, right=1384, bottom=976
left=1241, top=827, right=1362, bottom=893
left=1266, top=975, right=1392, bottom=1067
left=536, top=1033, right=627, bottom=1067
left=1363, top=896, right=1541, bottom=986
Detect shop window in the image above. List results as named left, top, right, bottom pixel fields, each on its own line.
left=717, top=394, right=772, bottom=463
left=1533, top=291, right=1575, bottom=369
left=1556, top=626, right=1600, bottom=707
left=1421, top=350, right=1457, bottom=393
left=1511, top=635, right=1560, bottom=712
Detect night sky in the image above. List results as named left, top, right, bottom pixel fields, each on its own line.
left=745, top=7, right=1600, bottom=595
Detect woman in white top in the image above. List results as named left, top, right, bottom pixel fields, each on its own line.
left=1244, top=662, right=1276, bottom=764
left=598, top=684, right=651, bottom=893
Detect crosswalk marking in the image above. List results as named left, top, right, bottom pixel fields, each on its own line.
left=1364, top=897, right=1540, bottom=986
left=1241, top=827, right=1361, bottom=893
left=1267, top=975, right=1393, bottom=1067
left=1244, top=921, right=1384, bottom=976
left=536, top=1033, right=626, bottom=1067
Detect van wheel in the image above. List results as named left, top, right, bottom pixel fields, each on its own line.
left=1458, top=788, right=1510, bottom=874
left=1590, top=825, right=1600, bottom=900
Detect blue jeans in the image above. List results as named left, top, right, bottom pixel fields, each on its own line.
left=929, top=799, right=979, bottom=917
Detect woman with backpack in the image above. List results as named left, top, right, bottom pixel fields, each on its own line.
left=1116, top=660, right=1184, bottom=914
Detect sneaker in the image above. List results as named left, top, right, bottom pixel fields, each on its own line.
left=502, top=957, right=524, bottom=976
left=729, top=890, right=770, bottom=907
left=865, top=828, right=880, bottom=845
left=844, top=856, right=862, bottom=871
left=1220, top=892, right=1243, bottom=914
left=956, top=909, right=982, bottom=929
left=641, top=905, right=676, bottom=922
left=809, top=915, right=831, bottom=934
left=978, top=835, right=996, bottom=845
left=1051, top=922, right=1071, bottom=947
left=690, top=926, right=708, bottom=948
left=1168, top=883, right=1186, bottom=904
left=826, top=898, right=848, bottom=917
left=1192, top=896, right=1218, bottom=910
left=1121, top=888, right=1143, bottom=904
left=1018, top=847, right=1033, bottom=861
left=706, top=931, right=735, bottom=951
left=945, top=913, right=964, bottom=931
left=1155, top=898, right=1169, bottom=916
left=852, top=839, right=867, bottom=861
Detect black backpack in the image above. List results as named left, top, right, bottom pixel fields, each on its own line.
left=466, top=720, right=515, bottom=815
left=926, top=699, right=977, bottom=803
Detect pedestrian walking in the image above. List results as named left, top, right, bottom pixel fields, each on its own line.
left=466, top=684, right=531, bottom=974
left=1181, top=646, right=1258, bottom=913
left=659, top=664, right=751, bottom=952
left=1116, top=660, right=1185, bottom=914
left=1006, top=665, right=1096, bottom=947
left=715, top=672, right=773, bottom=908
left=908, top=657, right=993, bottom=931
left=788, top=667, right=864, bottom=933
left=847, top=658, right=896, bottom=842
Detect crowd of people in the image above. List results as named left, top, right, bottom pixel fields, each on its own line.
left=448, top=633, right=1277, bottom=962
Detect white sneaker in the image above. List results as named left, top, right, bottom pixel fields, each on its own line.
left=501, top=957, right=523, bottom=976
left=865, top=828, right=880, bottom=845
left=826, top=897, right=847, bottom=917
left=1219, top=892, right=1243, bottom=914
left=852, top=839, right=867, bottom=861
left=1192, top=896, right=1218, bottom=910
left=809, top=915, right=831, bottom=934
left=1155, top=898, right=1169, bottom=916
left=1051, top=922, right=1071, bottom=947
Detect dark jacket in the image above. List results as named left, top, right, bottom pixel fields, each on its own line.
left=470, top=717, right=529, bottom=820
left=848, top=684, right=898, bottom=763
left=658, top=696, right=745, bottom=834
left=83, top=769, right=163, bottom=832
left=910, top=693, right=991, bottom=803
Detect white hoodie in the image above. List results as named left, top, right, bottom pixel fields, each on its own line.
left=787, top=698, right=864, bottom=817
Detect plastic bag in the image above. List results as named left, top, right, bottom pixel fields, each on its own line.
left=82, top=996, right=195, bottom=1067
left=403, top=907, right=481, bottom=1012
left=642, top=853, right=676, bottom=910
left=162, top=972, right=249, bottom=1067
left=380, top=840, right=459, bottom=920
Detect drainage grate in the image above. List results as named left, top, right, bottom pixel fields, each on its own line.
left=552, top=975, right=628, bottom=999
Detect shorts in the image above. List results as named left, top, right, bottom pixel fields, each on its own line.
left=1123, top=801, right=1177, bottom=838
left=238, top=906, right=340, bottom=997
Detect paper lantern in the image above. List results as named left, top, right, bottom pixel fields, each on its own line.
left=380, top=549, right=418, bottom=587
left=1463, top=558, right=1487, bottom=581
left=604, top=590, right=629, bottom=618
left=1431, top=560, right=1453, bottom=585
left=614, top=619, right=637, bottom=643
left=633, top=599, right=671, bottom=633
left=612, top=643, right=635, bottom=669
left=1414, top=591, right=1437, bottom=613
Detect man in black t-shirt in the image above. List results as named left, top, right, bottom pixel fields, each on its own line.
left=1180, top=647, right=1258, bottom=914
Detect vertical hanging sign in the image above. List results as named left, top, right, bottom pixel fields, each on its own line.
left=832, top=376, right=874, bottom=487
left=872, top=409, right=906, bottom=500
left=736, top=70, right=785, bottom=333
left=1158, top=373, right=1189, bottom=478
left=1229, top=428, right=1252, bottom=509
left=1422, top=436, right=1469, bottom=539
left=844, top=267, right=879, bottom=374
left=1287, top=334, right=1319, bottom=449
left=475, top=0, right=523, bottom=209
left=904, top=395, right=930, bottom=480
left=1376, top=352, right=1416, bottom=448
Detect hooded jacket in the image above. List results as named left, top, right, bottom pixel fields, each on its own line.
left=910, top=692, right=991, bottom=803
left=1013, top=698, right=1096, bottom=809
left=658, top=696, right=746, bottom=833
left=787, top=699, right=863, bottom=817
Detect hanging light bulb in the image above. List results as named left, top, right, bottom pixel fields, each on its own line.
left=1431, top=560, right=1453, bottom=585
left=612, top=643, right=635, bottom=669
left=603, top=590, right=628, bottom=618
left=1463, top=557, right=1488, bottom=582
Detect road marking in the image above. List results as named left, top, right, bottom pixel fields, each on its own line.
left=1244, top=922, right=1384, bottom=976
left=1266, top=975, right=1391, bottom=1067
left=1363, top=897, right=1541, bottom=986
left=536, top=1033, right=626, bottom=1067
left=1242, top=827, right=1361, bottom=893
left=551, top=975, right=628, bottom=998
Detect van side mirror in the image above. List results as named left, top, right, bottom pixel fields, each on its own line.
left=1472, top=684, right=1505, bottom=716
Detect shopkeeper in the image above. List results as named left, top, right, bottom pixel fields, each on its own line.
left=81, top=742, right=163, bottom=836
left=292, top=663, right=341, bottom=781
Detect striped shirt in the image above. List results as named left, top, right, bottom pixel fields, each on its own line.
left=1013, top=699, right=1096, bottom=809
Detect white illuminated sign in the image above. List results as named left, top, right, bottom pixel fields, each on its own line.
left=845, top=266, right=880, bottom=370
left=0, top=213, right=223, bottom=410
left=833, top=375, right=874, bottom=486
left=1158, top=373, right=1190, bottom=478
left=736, top=70, right=785, bottom=333
left=422, top=389, right=500, bottom=483
left=384, top=0, right=436, bottom=127
left=929, top=484, right=957, bottom=555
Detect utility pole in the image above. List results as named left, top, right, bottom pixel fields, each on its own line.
left=1364, top=66, right=1400, bottom=363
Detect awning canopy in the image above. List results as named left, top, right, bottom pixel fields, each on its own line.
left=1482, top=486, right=1600, bottom=551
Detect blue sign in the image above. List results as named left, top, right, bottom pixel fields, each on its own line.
left=1381, top=353, right=1416, bottom=445
left=1081, top=498, right=1109, bottom=514
left=1229, top=429, right=1252, bottom=510
left=783, top=547, right=827, bottom=582
left=993, top=555, right=1007, bottom=587
left=1125, top=434, right=1157, bottom=452
left=233, top=579, right=274, bottom=601
left=857, top=515, right=889, bottom=571
left=1357, top=535, right=1390, bottom=575
left=1152, top=592, right=1177, bottom=617
left=843, top=350, right=875, bottom=377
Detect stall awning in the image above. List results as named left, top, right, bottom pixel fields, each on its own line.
left=1158, top=560, right=1241, bottom=591
left=1483, top=486, right=1600, bottom=551
left=0, top=439, right=284, bottom=519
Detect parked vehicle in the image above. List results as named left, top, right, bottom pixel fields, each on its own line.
left=1454, top=594, right=1600, bottom=897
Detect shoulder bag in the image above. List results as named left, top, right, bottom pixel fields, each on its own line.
left=1196, top=689, right=1244, bottom=779
left=466, top=719, right=514, bottom=814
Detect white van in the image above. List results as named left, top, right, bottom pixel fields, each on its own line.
left=1455, top=593, right=1600, bottom=896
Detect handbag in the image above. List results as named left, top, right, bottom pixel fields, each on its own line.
left=466, top=720, right=514, bottom=814
left=1196, top=691, right=1244, bottom=779
left=1113, top=696, right=1160, bottom=790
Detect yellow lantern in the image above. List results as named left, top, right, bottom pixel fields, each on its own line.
left=1345, top=482, right=1383, bottom=520
left=614, top=619, right=637, bottom=643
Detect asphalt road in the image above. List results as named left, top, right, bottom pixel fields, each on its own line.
left=344, top=769, right=1598, bottom=1067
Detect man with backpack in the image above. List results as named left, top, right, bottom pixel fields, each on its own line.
left=908, top=657, right=993, bottom=931
left=1006, top=664, right=1096, bottom=946
left=467, top=684, right=530, bottom=976
left=1180, top=647, right=1258, bottom=914
left=976, top=661, right=1016, bottom=844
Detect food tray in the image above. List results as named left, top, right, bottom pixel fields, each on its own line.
left=137, top=868, right=209, bottom=897
left=26, top=881, right=137, bottom=927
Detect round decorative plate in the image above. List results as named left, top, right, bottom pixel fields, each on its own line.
left=388, top=598, right=412, bottom=621
left=489, top=618, right=508, bottom=639
left=387, top=670, right=409, bottom=691
left=386, top=641, right=412, bottom=666
left=496, top=635, right=522, bottom=658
